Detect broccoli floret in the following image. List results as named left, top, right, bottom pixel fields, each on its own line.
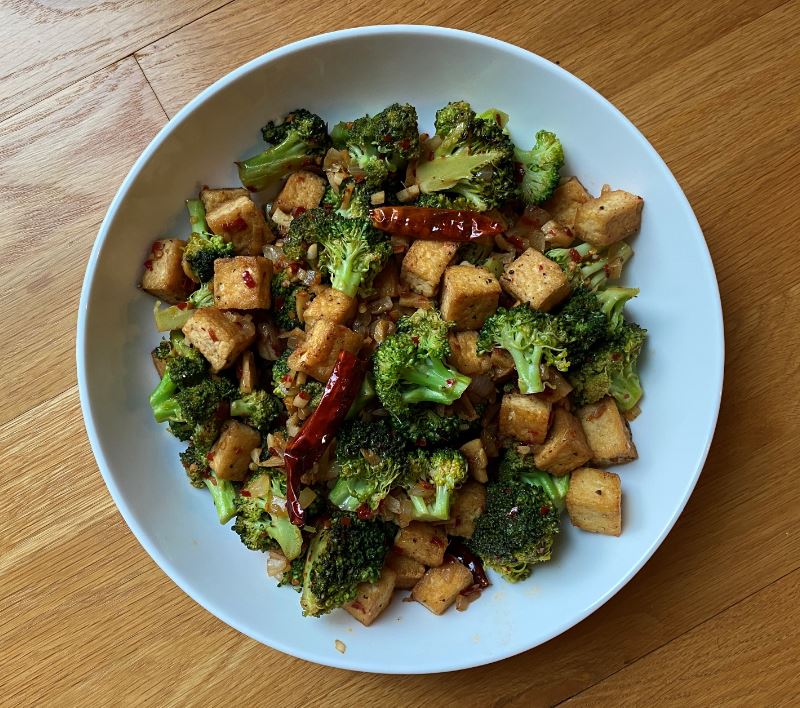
left=374, top=309, right=471, bottom=417
left=498, top=449, right=570, bottom=511
left=270, top=268, right=306, bottom=331
left=332, top=103, right=419, bottom=190
left=390, top=408, right=464, bottom=448
left=232, top=471, right=303, bottom=559
left=414, top=192, right=474, bottom=210
left=415, top=101, right=517, bottom=211
left=554, top=287, right=610, bottom=368
left=300, top=380, right=324, bottom=411
left=300, top=512, right=396, bottom=617
left=282, top=207, right=330, bottom=261
left=182, top=199, right=235, bottom=283
left=206, top=473, right=238, bottom=524
left=179, top=441, right=209, bottom=488
left=323, top=181, right=372, bottom=219
left=150, top=376, right=236, bottom=426
left=278, top=553, right=307, bottom=591
left=328, top=420, right=406, bottom=512
left=546, top=242, right=634, bottom=291
left=477, top=305, right=569, bottom=394
left=230, top=389, right=283, bottom=433
left=271, top=350, right=294, bottom=397
left=569, top=322, right=646, bottom=411
left=237, top=109, right=330, bottom=192
left=179, top=436, right=237, bottom=523
left=514, top=130, right=564, bottom=205
left=346, top=372, right=376, bottom=420
left=458, top=241, right=494, bottom=266
left=149, top=332, right=209, bottom=416
left=595, top=286, right=640, bottom=333
left=402, top=448, right=468, bottom=521
left=470, top=474, right=562, bottom=582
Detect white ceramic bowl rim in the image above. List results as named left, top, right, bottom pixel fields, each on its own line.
left=77, top=24, right=724, bottom=673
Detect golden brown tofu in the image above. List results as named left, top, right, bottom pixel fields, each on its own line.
left=536, top=367, right=573, bottom=404
left=141, top=239, right=193, bottom=304
left=385, top=551, right=426, bottom=590
left=459, top=438, right=489, bottom=483
left=499, top=393, right=553, bottom=445
left=200, top=187, right=249, bottom=213
left=490, top=347, right=516, bottom=381
left=533, top=407, right=592, bottom=475
left=206, top=195, right=273, bottom=255
left=500, top=248, right=571, bottom=311
left=302, top=287, right=357, bottom=326
left=542, top=176, right=591, bottom=229
left=440, top=265, right=502, bottom=330
left=447, top=331, right=491, bottom=376
left=273, top=170, right=327, bottom=213
left=209, top=420, right=261, bottom=481
left=393, top=522, right=448, bottom=567
left=400, top=240, right=459, bottom=296
left=213, top=256, right=272, bottom=310
left=286, top=319, right=362, bottom=382
left=577, top=396, right=638, bottom=466
left=344, top=568, right=397, bottom=627
left=566, top=467, right=622, bottom=536
left=445, top=482, right=487, bottom=539
left=411, top=561, right=474, bottom=615
left=238, top=350, right=258, bottom=394
left=573, top=189, right=644, bottom=247
left=181, top=308, right=256, bottom=373
left=541, top=219, right=574, bottom=248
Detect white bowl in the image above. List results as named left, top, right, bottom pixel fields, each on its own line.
left=77, top=25, right=724, bottom=673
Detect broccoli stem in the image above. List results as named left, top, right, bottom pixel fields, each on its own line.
left=205, top=475, right=236, bottom=524
left=400, top=357, right=471, bottom=404
left=328, top=479, right=362, bottom=512
left=504, top=342, right=545, bottom=394
left=329, top=247, right=365, bottom=298
left=149, top=373, right=178, bottom=419
left=237, top=138, right=309, bottom=192
left=229, top=399, right=253, bottom=418
left=409, top=485, right=451, bottom=521
left=186, top=199, right=208, bottom=234
left=609, top=368, right=643, bottom=412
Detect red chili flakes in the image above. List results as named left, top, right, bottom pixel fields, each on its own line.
left=151, top=242, right=164, bottom=258
left=398, top=137, right=411, bottom=150
left=356, top=505, right=374, bottom=521
left=430, top=535, right=445, bottom=547
left=350, top=601, right=365, bottom=611
left=538, top=264, right=544, bottom=271
left=206, top=451, right=215, bottom=462
left=540, top=505, right=550, bottom=516
left=288, top=262, right=300, bottom=274
left=208, top=329, right=218, bottom=342
left=513, top=162, right=525, bottom=183
left=242, top=270, right=257, bottom=288
left=240, top=490, right=251, bottom=497
left=297, top=390, right=311, bottom=401
left=233, top=447, right=242, bottom=455
left=143, top=259, right=154, bottom=271
left=222, top=216, right=247, bottom=232
left=176, top=302, right=188, bottom=310
left=291, top=206, right=307, bottom=218
left=446, top=378, right=455, bottom=387
left=411, top=335, right=420, bottom=345
left=569, top=248, right=583, bottom=263
left=341, top=515, right=353, bottom=526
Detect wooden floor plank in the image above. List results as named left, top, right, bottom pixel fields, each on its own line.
left=0, top=0, right=229, bottom=123
left=561, top=570, right=800, bottom=707
left=0, top=58, right=167, bottom=426
left=134, top=0, right=784, bottom=117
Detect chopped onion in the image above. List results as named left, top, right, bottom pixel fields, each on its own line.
left=300, top=269, right=317, bottom=287
left=262, top=244, right=283, bottom=263
left=468, top=375, right=495, bottom=399
left=306, top=243, right=318, bottom=263
left=396, top=184, right=420, bottom=202
left=398, top=293, right=433, bottom=310
left=298, top=487, right=317, bottom=509
left=334, top=639, right=347, bottom=654
left=368, top=296, right=393, bottom=314
left=267, top=551, right=288, bottom=578
left=293, top=392, right=310, bottom=409
left=353, top=311, right=371, bottom=336
left=370, top=191, right=385, bottom=205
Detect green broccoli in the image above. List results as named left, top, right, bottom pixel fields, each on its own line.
left=150, top=376, right=236, bottom=426
left=237, top=109, right=330, bottom=192
left=179, top=441, right=237, bottom=523
left=346, top=372, right=376, bottom=420
left=401, top=448, right=468, bottom=521
left=374, top=309, right=471, bottom=417
left=414, top=192, right=474, bottom=210
left=205, top=472, right=238, bottom=525
left=498, top=449, right=570, bottom=511
left=514, top=130, right=564, bottom=205
left=182, top=199, right=234, bottom=283
left=300, top=512, right=396, bottom=617
left=331, top=103, right=419, bottom=189
left=278, top=554, right=307, bottom=591
left=553, top=287, right=610, bottom=368
left=477, top=305, right=569, bottom=394
left=232, top=471, right=303, bottom=559
left=270, top=268, right=306, bottom=331
left=271, top=350, right=324, bottom=410
left=546, top=242, right=634, bottom=291
left=149, top=332, right=209, bottom=418
left=328, top=420, right=406, bottom=512
left=152, top=281, right=215, bottom=332
left=230, top=389, right=283, bottom=433
left=389, top=408, right=465, bottom=448
left=282, top=207, right=330, bottom=261
left=415, top=101, right=517, bottom=211
left=568, top=322, right=646, bottom=411
left=595, top=286, right=640, bottom=333
left=322, top=181, right=372, bottom=219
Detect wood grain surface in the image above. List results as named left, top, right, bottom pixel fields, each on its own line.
left=2, top=1, right=798, bottom=705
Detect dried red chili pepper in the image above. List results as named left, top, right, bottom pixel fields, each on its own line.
left=283, top=350, right=365, bottom=525
left=370, top=206, right=504, bottom=241
left=446, top=539, right=491, bottom=590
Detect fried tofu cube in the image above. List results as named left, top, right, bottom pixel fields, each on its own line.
left=440, top=265, right=501, bottom=330
left=533, top=407, right=592, bottom=475
left=273, top=170, right=327, bottom=213
left=577, top=396, right=638, bottom=466
left=400, top=240, right=459, bottom=296
left=213, top=256, right=272, bottom=310
left=541, top=219, right=575, bottom=248
left=302, top=287, right=357, bottom=326
left=538, top=367, right=573, bottom=403
left=542, top=176, right=591, bottom=229
left=573, top=189, right=644, bottom=247
left=200, top=187, right=249, bottom=213
left=182, top=308, right=256, bottom=372
left=238, top=350, right=258, bottom=394
left=445, top=481, right=487, bottom=539
left=385, top=552, right=426, bottom=590
left=500, top=248, right=571, bottom=311
left=566, top=467, right=622, bottom=536
left=286, top=320, right=362, bottom=382
left=209, top=420, right=261, bottom=481
left=499, top=393, right=552, bottom=445
left=344, top=568, right=396, bottom=627
left=141, top=239, right=193, bottom=304
left=447, top=331, right=491, bottom=376
left=393, top=522, right=448, bottom=567
left=459, top=438, right=489, bottom=483
left=412, top=560, right=474, bottom=615
left=206, top=195, right=274, bottom=255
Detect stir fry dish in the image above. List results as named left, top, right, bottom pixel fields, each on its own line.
left=139, top=101, right=646, bottom=625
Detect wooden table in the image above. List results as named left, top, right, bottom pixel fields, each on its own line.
left=2, top=1, right=798, bottom=705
